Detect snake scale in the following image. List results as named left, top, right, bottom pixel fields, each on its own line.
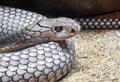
left=0, top=6, right=119, bottom=82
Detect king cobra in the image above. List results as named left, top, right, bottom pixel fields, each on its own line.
left=0, top=6, right=119, bottom=82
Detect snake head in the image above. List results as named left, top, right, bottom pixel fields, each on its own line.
left=37, top=17, right=81, bottom=41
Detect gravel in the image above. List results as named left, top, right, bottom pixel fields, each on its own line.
left=60, top=29, right=120, bottom=82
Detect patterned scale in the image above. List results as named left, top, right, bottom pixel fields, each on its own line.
left=0, top=6, right=77, bottom=82
left=0, top=40, right=75, bottom=82
left=0, top=6, right=119, bottom=82
left=0, top=6, right=44, bottom=40
left=76, top=18, right=120, bottom=29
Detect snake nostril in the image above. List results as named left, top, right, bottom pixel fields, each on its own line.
left=71, top=29, right=75, bottom=33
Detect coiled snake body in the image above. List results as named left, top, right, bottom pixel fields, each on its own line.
left=0, top=6, right=80, bottom=82
left=0, top=6, right=119, bottom=82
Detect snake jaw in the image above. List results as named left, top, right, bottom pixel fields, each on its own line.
left=0, top=6, right=75, bottom=81
left=25, top=17, right=81, bottom=41
left=72, top=21, right=81, bottom=34
left=49, top=25, right=79, bottom=41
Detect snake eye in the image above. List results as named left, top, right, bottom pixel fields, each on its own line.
left=55, top=26, right=63, bottom=32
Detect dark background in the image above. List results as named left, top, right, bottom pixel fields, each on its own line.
left=0, top=0, right=120, bottom=17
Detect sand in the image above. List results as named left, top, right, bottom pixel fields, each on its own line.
left=60, top=29, right=120, bottom=82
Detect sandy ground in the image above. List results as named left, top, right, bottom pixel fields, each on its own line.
left=60, top=29, right=120, bottom=82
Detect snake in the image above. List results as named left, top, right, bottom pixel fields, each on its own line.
left=0, top=6, right=119, bottom=82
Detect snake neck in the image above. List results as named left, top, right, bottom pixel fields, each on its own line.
left=0, top=27, right=53, bottom=52
left=0, top=33, right=51, bottom=53
left=75, top=18, right=120, bottom=29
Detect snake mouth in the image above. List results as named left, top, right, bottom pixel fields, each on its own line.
left=69, top=25, right=80, bottom=36
left=51, top=32, right=76, bottom=41
left=50, top=24, right=80, bottom=41
left=73, top=21, right=81, bottom=34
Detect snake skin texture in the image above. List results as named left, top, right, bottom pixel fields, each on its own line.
left=0, top=6, right=80, bottom=82
left=0, top=6, right=119, bottom=82
left=0, top=40, right=75, bottom=82
left=76, top=18, right=120, bottom=29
